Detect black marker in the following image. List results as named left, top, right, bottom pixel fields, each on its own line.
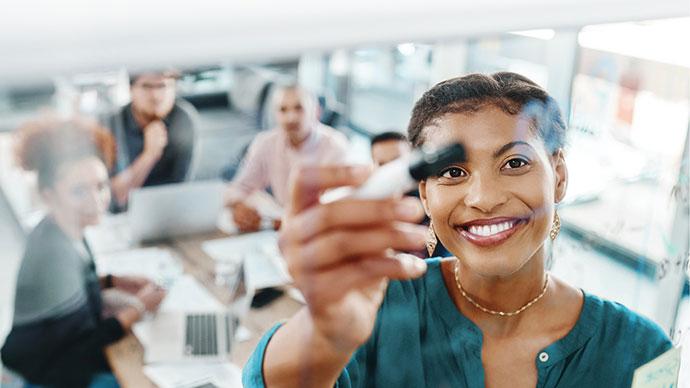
left=322, top=143, right=466, bottom=202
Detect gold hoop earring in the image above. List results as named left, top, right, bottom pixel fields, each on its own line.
left=426, top=221, right=438, bottom=257
left=549, top=211, right=561, bottom=241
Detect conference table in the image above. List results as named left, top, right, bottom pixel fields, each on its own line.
left=102, top=230, right=303, bottom=388
left=0, top=139, right=299, bottom=388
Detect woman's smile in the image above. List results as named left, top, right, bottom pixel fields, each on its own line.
left=455, top=216, right=528, bottom=247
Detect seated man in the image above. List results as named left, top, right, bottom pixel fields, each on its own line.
left=104, top=70, right=198, bottom=210
left=370, top=130, right=448, bottom=257
left=370, top=130, right=411, bottom=167
left=225, top=84, right=350, bottom=232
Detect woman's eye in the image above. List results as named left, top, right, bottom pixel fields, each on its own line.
left=503, top=158, right=529, bottom=170
left=440, top=167, right=465, bottom=178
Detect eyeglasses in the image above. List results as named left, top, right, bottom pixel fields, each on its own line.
left=134, top=81, right=174, bottom=91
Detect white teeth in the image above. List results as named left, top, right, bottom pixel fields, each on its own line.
left=467, top=221, right=516, bottom=237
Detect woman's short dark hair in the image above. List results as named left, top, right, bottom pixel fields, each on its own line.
left=408, top=72, right=566, bottom=153
left=14, top=117, right=116, bottom=191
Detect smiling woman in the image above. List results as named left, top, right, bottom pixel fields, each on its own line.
left=242, top=72, right=672, bottom=388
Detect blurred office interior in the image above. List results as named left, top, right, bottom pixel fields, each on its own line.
left=0, top=1, right=688, bottom=385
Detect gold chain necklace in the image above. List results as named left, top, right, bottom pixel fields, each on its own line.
left=453, top=259, right=549, bottom=317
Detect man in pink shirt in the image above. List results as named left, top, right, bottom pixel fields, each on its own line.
left=224, top=84, right=350, bottom=232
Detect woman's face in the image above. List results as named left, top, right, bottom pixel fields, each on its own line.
left=419, top=106, right=567, bottom=277
left=45, top=156, right=111, bottom=230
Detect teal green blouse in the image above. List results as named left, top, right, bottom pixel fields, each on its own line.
left=243, top=258, right=672, bottom=387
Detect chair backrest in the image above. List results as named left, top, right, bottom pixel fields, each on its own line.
left=172, top=99, right=202, bottom=182
left=317, top=94, right=345, bottom=127
left=229, top=66, right=294, bottom=129
left=228, top=67, right=274, bottom=118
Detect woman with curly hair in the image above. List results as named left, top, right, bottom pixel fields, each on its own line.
left=1, top=118, right=165, bottom=388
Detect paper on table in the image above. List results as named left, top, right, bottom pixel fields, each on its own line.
left=159, top=274, right=225, bottom=313
left=143, top=362, right=242, bottom=388
left=244, top=247, right=292, bottom=289
left=94, top=247, right=183, bottom=287
left=85, top=213, right=133, bottom=254
left=202, top=230, right=278, bottom=264
left=631, top=346, right=681, bottom=388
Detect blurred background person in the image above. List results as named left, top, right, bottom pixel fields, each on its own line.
left=1, top=118, right=166, bottom=388
left=370, top=130, right=410, bottom=167
left=369, top=130, right=449, bottom=257
left=224, top=83, right=350, bottom=232
left=104, top=70, right=198, bottom=211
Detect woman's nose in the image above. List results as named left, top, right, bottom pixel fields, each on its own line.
left=463, top=173, right=508, bottom=213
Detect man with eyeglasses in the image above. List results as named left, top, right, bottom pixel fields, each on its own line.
left=104, top=70, right=198, bottom=210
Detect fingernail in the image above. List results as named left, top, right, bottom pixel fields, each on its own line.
left=400, top=254, right=427, bottom=275
left=413, top=259, right=427, bottom=273
left=396, top=199, right=421, bottom=218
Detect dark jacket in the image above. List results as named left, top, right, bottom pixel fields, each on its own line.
left=1, top=217, right=124, bottom=388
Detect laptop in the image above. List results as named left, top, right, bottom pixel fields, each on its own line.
left=142, top=262, right=255, bottom=363
left=129, top=180, right=225, bottom=243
